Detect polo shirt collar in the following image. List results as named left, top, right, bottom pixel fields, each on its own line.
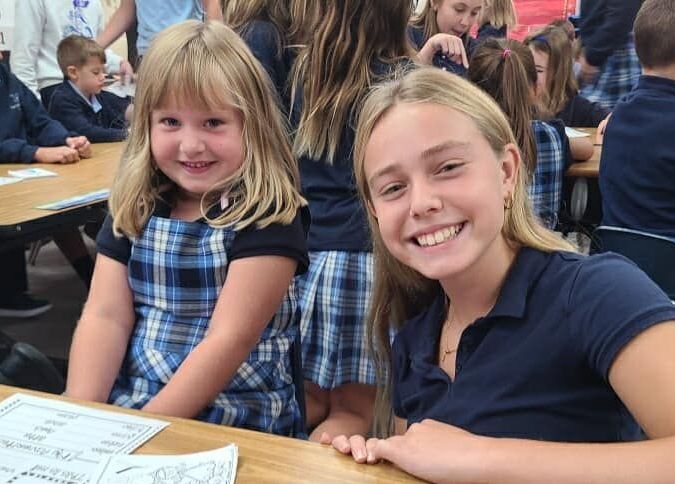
left=637, top=75, right=675, bottom=97
left=153, top=188, right=228, bottom=221
left=68, top=80, right=102, bottom=113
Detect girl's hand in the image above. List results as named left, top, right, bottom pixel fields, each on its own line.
left=596, top=113, right=612, bottom=144
left=418, top=34, right=469, bottom=68
left=367, top=419, right=488, bottom=483
left=324, top=432, right=380, bottom=464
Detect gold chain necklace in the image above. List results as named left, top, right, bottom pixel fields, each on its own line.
left=441, top=303, right=458, bottom=363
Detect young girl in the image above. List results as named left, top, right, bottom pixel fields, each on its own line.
left=525, top=25, right=610, bottom=128
left=65, top=20, right=309, bottom=437
left=409, top=0, right=481, bottom=75
left=223, top=0, right=290, bottom=98
left=331, top=66, right=675, bottom=483
left=291, top=0, right=415, bottom=442
left=468, top=38, right=593, bottom=229
left=476, top=0, right=517, bottom=42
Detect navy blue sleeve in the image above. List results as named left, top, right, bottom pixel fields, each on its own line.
left=18, top=76, right=70, bottom=148
left=0, top=138, right=39, bottom=164
left=240, top=20, right=286, bottom=96
left=49, top=91, right=127, bottom=143
left=582, top=0, right=641, bottom=67
left=568, top=253, right=675, bottom=381
left=230, top=205, right=310, bottom=275
left=96, top=214, right=132, bottom=265
left=391, top=332, right=408, bottom=419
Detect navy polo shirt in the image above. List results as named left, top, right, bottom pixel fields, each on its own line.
left=392, top=248, right=675, bottom=442
left=600, top=76, right=675, bottom=239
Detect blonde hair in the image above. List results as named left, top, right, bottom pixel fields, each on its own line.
left=223, top=0, right=289, bottom=37
left=287, top=0, right=322, bottom=47
left=410, top=0, right=441, bottom=41
left=292, top=0, right=415, bottom=163
left=525, top=26, right=578, bottom=115
left=109, top=20, right=305, bottom=238
left=481, top=0, right=518, bottom=29
left=353, top=67, right=575, bottom=436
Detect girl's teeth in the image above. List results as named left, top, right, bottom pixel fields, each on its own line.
left=416, top=224, right=463, bottom=247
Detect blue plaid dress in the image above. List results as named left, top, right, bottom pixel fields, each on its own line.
left=107, top=215, right=302, bottom=436
left=530, top=120, right=567, bottom=230
left=581, top=37, right=641, bottom=111
left=296, top=251, right=375, bottom=389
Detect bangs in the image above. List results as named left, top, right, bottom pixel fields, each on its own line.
left=154, top=40, right=240, bottom=113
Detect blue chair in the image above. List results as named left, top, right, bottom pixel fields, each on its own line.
left=592, top=226, right=675, bottom=300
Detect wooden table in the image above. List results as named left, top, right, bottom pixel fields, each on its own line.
left=565, top=128, right=602, bottom=221
left=0, top=385, right=421, bottom=483
left=0, top=142, right=124, bottom=251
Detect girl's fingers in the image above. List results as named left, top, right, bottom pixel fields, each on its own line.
left=348, top=434, right=368, bottom=463
left=319, top=432, right=333, bottom=445
left=331, top=434, right=351, bottom=454
left=365, top=438, right=383, bottom=464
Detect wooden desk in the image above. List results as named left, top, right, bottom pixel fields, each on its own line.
left=565, top=128, right=602, bottom=221
left=0, top=385, right=421, bottom=483
left=0, top=142, right=124, bottom=250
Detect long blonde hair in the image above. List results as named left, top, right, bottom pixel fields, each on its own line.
left=480, top=0, right=518, bottom=29
left=223, top=0, right=289, bottom=38
left=109, top=20, right=305, bottom=238
left=292, top=0, right=415, bottom=163
left=287, top=0, right=322, bottom=47
left=410, top=0, right=440, bottom=42
left=525, top=26, right=578, bottom=115
left=353, top=67, right=575, bottom=436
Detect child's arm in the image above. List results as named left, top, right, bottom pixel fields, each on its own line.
left=569, top=136, right=594, bottom=161
left=418, top=34, right=469, bottom=68
left=96, top=0, right=137, bottom=50
left=141, top=255, right=298, bottom=418
left=366, top=322, right=675, bottom=484
left=49, top=93, right=127, bottom=143
left=66, top=254, right=136, bottom=402
left=9, top=0, right=45, bottom=96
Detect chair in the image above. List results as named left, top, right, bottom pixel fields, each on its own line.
left=0, top=331, right=65, bottom=394
left=592, top=226, right=675, bottom=300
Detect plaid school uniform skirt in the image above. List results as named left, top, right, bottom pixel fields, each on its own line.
left=296, top=250, right=376, bottom=389
left=581, top=37, right=641, bottom=110
left=530, top=120, right=566, bottom=230
left=108, top=215, right=302, bottom=437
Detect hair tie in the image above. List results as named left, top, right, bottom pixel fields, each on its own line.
left=502, top=48, right=512, bottom=59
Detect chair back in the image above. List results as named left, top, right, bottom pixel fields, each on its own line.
left=592, top=226, right=675, bottom=300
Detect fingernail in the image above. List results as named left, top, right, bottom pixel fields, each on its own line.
left=355, top=449, right=366, bottom=461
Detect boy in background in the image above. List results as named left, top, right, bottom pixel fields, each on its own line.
left=600, top=0, right=675, bottom=240
left=49, top=35, right=131, bottom=143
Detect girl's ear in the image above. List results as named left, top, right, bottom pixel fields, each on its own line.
left=500, top=143, right=520, bottom=197
left=366, top=197, right=378, bottom=220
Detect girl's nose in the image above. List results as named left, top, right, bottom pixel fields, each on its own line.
left=409, top=183, right=443, bottom=217
left=179, top=130, right=206, bottom=157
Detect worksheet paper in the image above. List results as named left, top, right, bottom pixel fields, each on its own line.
left=6, top=168, right=58, bottom=179
left=564, top=127, right=591, bottom=139
left=90, top=444, right=239, bottom=484
left=0, top=394, right=169, bottom=484
left=36, top=189, right=110, bottom=210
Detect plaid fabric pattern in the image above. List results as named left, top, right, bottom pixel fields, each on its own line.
left=580, top=37, right=641, bottom=110
left=296, top=251, right=375, bottom=389
left=530, top=120, right=566, bottom=229
left=108, top=216, right=302, bottom=437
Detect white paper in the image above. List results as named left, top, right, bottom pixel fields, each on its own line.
left=90, top=444, right=239, bottom=484
left=0, top=394, right=169, bottom=484
left=7, top=168, right=58, bottom=179
left=0, top=176, right=22, bottom=186
left=36, top=188, right=110, bottom=210
left=564, top=127, right=591, bottom=139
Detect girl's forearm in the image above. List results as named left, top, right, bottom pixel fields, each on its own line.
left=478, top=436, right=675, bottom=484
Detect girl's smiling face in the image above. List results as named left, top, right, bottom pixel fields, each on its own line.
left=150, top=99, right=245, bottom=201
left=363, top=102, right=518, bottom=284
left=432, top=0, right=483, bottom=37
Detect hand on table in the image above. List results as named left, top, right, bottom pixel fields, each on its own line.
left=66, top=136, right=92, bottom=158
left=596, top=113, right=612, bottom=145
left=34, top=146, right=80, bottom=164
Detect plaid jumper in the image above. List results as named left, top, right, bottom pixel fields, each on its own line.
left=530, top=120, right=567, bottom=230
left=108, top=215, right=302, bottom=436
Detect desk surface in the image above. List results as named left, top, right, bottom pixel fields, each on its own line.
left=0, top=142, right=124, bottom=227
left=567, top=127, right=601, bottom=178
left=0, top=385, right=421, bottom=483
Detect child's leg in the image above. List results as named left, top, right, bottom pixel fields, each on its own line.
left=52, top=228, right=94, bottom=288
left=305, top=380, right=330, bottom=429
left=308, top=382, right=376, bottom=442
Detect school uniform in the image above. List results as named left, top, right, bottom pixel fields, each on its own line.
left=239, top=20, right=288, bottom=101
left=293, top=59, right=411, bottom=389
left=600, top=75, right=675, bottom=240
left=530, top=118, right=572, bottom=230
left=0, top=64, right=70, bottom=163
left=96, top=197, right=310, bottom=437
left=48, top=81, right=130, bottom=143
left=579, top=0, right=642, bottom=110
left=556, top=94, right=610, bottom=128
left=407, top=25, right=476, bottom=77
left=393, top=248, right=675, bottom=441
left=476, top=23, right=507, bottom=42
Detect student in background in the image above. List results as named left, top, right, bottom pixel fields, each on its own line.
left=10, top=0, right=133, bottom=109
left=525, top=26, right=609, bottom=128
left=0, top=55, right=91, bottom=317
left=223, top=0, right=290, bottom=99
left=96, top=0, right=223, bottom=65
left=331, top=67, right=675, bottom=483
left=409, top=0, right=481, bottom=75
left=66, top=21, right=309, bottom=437
left=468, top=39, right=593, bottom=229
left=290, top=0, right=415, bottom=442
left=600, top=0, right=675, bottom=240
left=49, top=36, right=131, bottom=143
left=577, top=0, right=642, bottom=110
left=476, top=0, right=517, bottom=42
